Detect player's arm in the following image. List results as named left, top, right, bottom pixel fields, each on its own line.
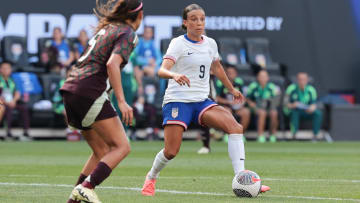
left=158, top=59, right=190, bottom=87
left=211, top=60, right=244, bottom=104
left=216, top=95, right=231, bottom=105
left=107, top=53, right=133, bottom=126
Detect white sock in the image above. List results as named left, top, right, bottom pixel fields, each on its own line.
left=228, top=134, right=245, bottom=174
left=147, top=149, right=170, bottom=179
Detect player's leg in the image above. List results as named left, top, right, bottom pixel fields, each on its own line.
left=67, top=129, right=109, bottom=203
left=4, top=105, right=14, bottom=138
left=142, top=125, right=184, bottom=196
left=198, top=126, right=211, bottom=154
left=256, top=109, right=267, bottom=143
left=235, top=107, right=251, bottom=131
left=73, top=116, right=130, bottom=203
left=0, top=100, right=5, bottom=124
left=290, top=109, right=301, bottom=138
left=142, top=102, right=190, bottom=196
left=201, top=105, right=270, bottom=193
left=200, top=105, right=245, bottom=174
left=311, top=109, right=322, bottom=139
left=269, top=109, right=278, bottom=142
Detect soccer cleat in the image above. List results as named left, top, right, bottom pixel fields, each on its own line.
left=197, top=147, right=210, bottom=154
left=260, top=185, right=271, bottom=193
left=269, top=135, right=277, bottom=143
left=67, top=193, right=80, bottom=203
left=71, top=184, right=102, bottom=203
left=141, top=173, right=157, bottom=196
left=257, top=135, right=266, bottom=143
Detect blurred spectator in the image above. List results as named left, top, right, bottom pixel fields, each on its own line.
left=131, top=26, right=162, bottom=140
left=52, top=67, right=81, bottom=141
left=0, top=62, right=30, bottom=140
left=0, top=99, right=4, bottom=122
left=133, top=26, right=162, bottom=78
left=110, top=53, right=138, bottom=138
left=215, top=64, right=250, bottom=133
left=133, top=76, right=160, bottom=140
left=198, top=70, right=218, bottom=154
left=74, top=29, right=89, bottom=61
left=38, top=46, right=59, bottom=73
left=50, top=27, right=75, bottom=68
left=247, top=70, right=280, bottom=143
left=284, top=72, right=322, bottom=140
left=49, top=62, right=64, bottom=75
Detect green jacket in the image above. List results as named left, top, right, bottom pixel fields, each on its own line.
left=247, top=81, right=278, bottom=102
left=0, top=76, right=16, bottom=93
left=286, top=84, right=317, bottom=105
left=215, top=77, right=244, bottom=98
left=284, top=83, right=317, bottom=115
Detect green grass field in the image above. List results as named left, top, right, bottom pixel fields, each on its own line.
left=0, top=140, right=359, bottom=203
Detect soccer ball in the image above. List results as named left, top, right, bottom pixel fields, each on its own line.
left=232, top=170, right=261, bottom=198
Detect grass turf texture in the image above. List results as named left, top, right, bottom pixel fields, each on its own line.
left=0, top=141, right=359, bottom=202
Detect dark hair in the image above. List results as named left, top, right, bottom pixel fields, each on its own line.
left=224, top=62, right=237, bottom=70
left=0, top=61, right=12, bottom=68
left=94, top=0, right=143, bottom=33
left=182, top=4, right=204, bottom=30
left=53, top=27, right=62, bottom=33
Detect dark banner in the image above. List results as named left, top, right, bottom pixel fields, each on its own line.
left=1, top=0, right=360, bottom=100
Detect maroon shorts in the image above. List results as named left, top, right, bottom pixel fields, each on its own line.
left=61, top=91, right=117, bottom=130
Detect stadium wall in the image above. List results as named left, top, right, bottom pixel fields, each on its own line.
left=1, top=0, right=359, bottom=101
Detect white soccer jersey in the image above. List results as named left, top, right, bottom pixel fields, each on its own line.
left=163, top=35, right=220, bottom=105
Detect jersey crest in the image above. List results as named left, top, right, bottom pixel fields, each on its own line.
left=172, top=107, right=179, bottom=118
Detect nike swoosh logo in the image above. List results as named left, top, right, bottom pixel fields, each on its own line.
left=188, top=52, right=193, bottom=55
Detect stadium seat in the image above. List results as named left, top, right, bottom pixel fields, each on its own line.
left=1, top=36, right=45, bottom=73
left=1, top=36, right=29, bottom=71
left=37, top=37, right=53, bottom=59
left=40, top=74, right=62, bottom=100
left=245, top=38, right=280, bottom=75
left=160, top=38, right=171, bottom=55
left=218, top=37, right=252, bottom=75
left=172, top=27, right=186, bottom=38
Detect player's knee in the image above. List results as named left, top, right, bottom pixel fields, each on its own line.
left=121, top=142, right=131, bottom=156
left=270, top=110, right=278, bottom=117
left=241, top=108, right=250, bottom=117
left=164, top=149, right=178, bottom=160
left=225, top=122, right=243, bottom=134
left=257, top=109, right=267, bottom=116
left=93, top=146, right=110, bottom=160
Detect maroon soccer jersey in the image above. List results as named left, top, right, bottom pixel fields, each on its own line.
left=61, top=23, right=137, bottom=99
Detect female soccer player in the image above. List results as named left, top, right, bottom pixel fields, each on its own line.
left=141, top=4, right=270, bottom=196
left=60, top=0, right=143, bottom=202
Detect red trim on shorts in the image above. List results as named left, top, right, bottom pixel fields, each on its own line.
left=165, top=120, right=188, bottom=130
left=163, top=55, right=176, bottom=63
left=198, top=104, right=218, bottom=126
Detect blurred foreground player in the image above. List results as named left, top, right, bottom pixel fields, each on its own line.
left=60, top=0, right=143, bottom=202
left=141, top=4, right=270, bottom=196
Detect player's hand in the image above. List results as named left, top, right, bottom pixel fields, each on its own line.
left=230, top=88, right=245, bottom=104
left=172, top=73, right=190, bottom=87
left=8, top=100, right=16, bottom=108
left=118, top=101, right=134, bottom=126
left=306, top=104, right=316, bottom=113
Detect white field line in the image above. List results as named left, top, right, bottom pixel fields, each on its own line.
left=0, top=182, right=359, bottom=202
left=3, top=174, right=360, bottom=183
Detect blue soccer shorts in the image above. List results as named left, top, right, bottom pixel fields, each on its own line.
left=162, top=99, right=218, bottom=130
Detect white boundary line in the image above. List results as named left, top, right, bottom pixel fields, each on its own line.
left=0, top=182, right=359, bottom=202
left=2, top=174, right=360, bottom=183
